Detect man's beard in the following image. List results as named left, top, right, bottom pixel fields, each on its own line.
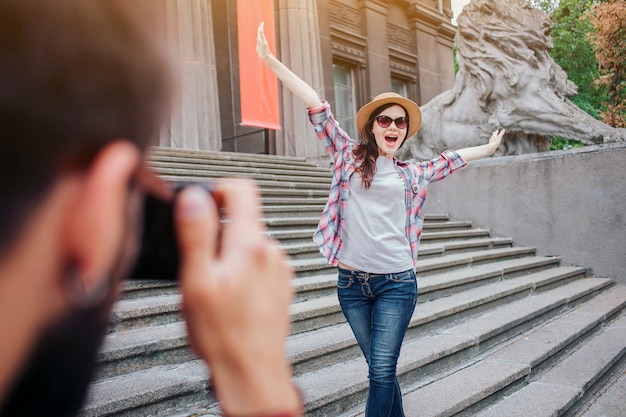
left=0, top=186, right=143, bottom=417
left=0, top=289, right=114, bottom=417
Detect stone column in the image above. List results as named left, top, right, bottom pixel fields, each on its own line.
left=361, top=0, right=391, bottom=96
left=159, top=0, right=222, bottom=151
left=408, top=2, right=456, bottom=104
left=275, top=0, right=328, bottom=161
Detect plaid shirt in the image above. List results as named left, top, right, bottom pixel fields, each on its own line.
left=309, top=101, right=466, bottom=267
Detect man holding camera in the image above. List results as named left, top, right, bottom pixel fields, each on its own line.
left=0, top=1, right=301, bottom=416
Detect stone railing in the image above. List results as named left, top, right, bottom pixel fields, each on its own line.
left=424, top=142, right=626, bottom=284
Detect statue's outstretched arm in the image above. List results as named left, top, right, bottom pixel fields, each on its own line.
left=456, top=129, right=506, bottom=162
left=257, top=22, right=323, bottom=110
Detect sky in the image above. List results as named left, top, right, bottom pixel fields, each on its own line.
left=451, top=0, right=471, bottom=25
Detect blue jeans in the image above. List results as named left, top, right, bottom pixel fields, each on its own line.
left=337, top=267, right=418, bottom=417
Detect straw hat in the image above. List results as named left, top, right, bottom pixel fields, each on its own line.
left=356, top=92, right=422, bottom=139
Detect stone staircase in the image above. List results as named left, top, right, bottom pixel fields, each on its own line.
left=80, top=148, right=626, bottom=417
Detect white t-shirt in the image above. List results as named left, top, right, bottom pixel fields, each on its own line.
left=339, top=156, right=414, bottom=273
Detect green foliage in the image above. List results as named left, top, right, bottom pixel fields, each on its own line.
left=527, top=0, right=560, bottom=13
left=550, top=137, right=585, bottom=150
left=585, top=0, right=626, bottom=128
left=453, top=46, right=459, bottom=74
left=527, top=0, right=613, bottom=149
left=549, top=0, right=608, bottom=119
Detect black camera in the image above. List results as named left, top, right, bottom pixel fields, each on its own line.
left=128, top=183, right=214, bottom=282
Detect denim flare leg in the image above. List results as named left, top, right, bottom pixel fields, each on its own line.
left=337, top=267, right=418, bottom=417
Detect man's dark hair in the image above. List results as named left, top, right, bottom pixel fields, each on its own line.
left=0, top=0, right=173, bottom=253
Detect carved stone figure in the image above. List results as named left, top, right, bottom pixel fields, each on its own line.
left=397, top=0, right=626, bottom=160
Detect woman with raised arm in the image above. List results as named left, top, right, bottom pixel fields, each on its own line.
left=257, top=22, right=505, bottom=417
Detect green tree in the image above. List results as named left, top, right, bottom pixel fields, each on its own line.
left=586, top=0, right=626, bottom=127
left=549, top=0, right=608, bottom=120
left=527, top=0, right=560, bottom=14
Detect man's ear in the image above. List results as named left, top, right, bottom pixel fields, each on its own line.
left=63, top=141, right=141, bottom=294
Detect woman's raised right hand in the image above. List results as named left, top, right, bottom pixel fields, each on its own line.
left=256, top=22, right=273, bottom=62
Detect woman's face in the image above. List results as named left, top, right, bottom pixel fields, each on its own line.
left=371, top=104, right=408, bottom=159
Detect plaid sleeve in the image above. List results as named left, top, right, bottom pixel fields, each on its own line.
left=418, top=149, right=466, bottom=183
left=308, top=101, right=355, bottom=156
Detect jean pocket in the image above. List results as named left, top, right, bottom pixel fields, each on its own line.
left=386, top=270, right=416, bottom=283
left=337, top=273, right=354, bottom=289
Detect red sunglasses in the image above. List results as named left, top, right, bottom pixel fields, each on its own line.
left=375, top=115, right=409, bottom=129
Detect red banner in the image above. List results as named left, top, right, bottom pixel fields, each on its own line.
left=237, top=0, right=281, bottom=130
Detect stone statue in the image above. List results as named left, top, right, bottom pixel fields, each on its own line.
left=398, top=0, right=626, bottom=160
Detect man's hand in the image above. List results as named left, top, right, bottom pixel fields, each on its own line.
left=174, top=179, right=300, bottom=416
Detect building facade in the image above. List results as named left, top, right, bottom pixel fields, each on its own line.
left=157, top=0, right=457, bottom=161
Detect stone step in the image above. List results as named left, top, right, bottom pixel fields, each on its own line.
left=292, top=256, right=572, bottom=303
left=121, top=280, right=178, bottom=301
left=260, top=196, right=329, bottom=206
left=299, top=278, right=616, bottom=417
left=149, top=160, right=331, bottom=180
left=398, top=287, right=626, bottom=417
left=154, top=166, right=332, bottom=186
left=288, top=246, right=540, bottom=280
left=91, top=268, right=597, bottom=417
left=263, top=216, right=475, bottom=232
left=261, top=204, right=325, bottom=219
left=102, top=264, right=585, bottom=383
left=159, top=175, right=331, bottom=191
left=80, top=148, right=624, bottom=417
left=283, top=236, right=513, bottom=262
left=148, top=146, right=316, bottom=167
left=290, top=266, right=589, bottom=376
left=111, top=248, right=547, bottom=332
left=256, top=188, right=330, bottom=198
left=264, top=215, right=455, bottom=243
left=80, top=359, right=210, bottom=417
left=478, top=307, right=626, bottom=417
left=420, top=228, right=492, bottom=242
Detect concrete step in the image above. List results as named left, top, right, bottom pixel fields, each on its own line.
left=148, top=146, right=317, bottom=168
left=290, top=266, right=589, bottom=376
left=420, top=228, right=492, bottom=242
left=264, top=214, right=455, bottom=244
left=257, top=188, right=330, bottom=198
left=400, top=287, right=626, bottom=417
left=92, top=270, right=605, bottom=417
left=261, top=204, right=325, bottom=218
left=111, top=249, right=549, bottom=332
left=288, top=246, right=541, bottom=280
left=302, top=278, right=617, bottom=417
left=154, top=166, right=332, bottom=186
left=80, top=359, right=210, bottom=417
left=149, top=160, right=331, bottom=180
left=282, top=235, right=513, bottom=262
left=121, top=280, right=178, bottom=301
left=102, top=264, right=585, bottom=383
left=80, top=148, right=624, bottom=417
left=159, top=175, right=331, bottom=191
left=262, top=217, right=478, bottom=232
left=260, top=196, right=329, bottom=206
left=292, top=256, right=574, bottom=303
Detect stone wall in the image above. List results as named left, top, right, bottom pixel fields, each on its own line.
left=423, top=143, right=626, bottom=284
